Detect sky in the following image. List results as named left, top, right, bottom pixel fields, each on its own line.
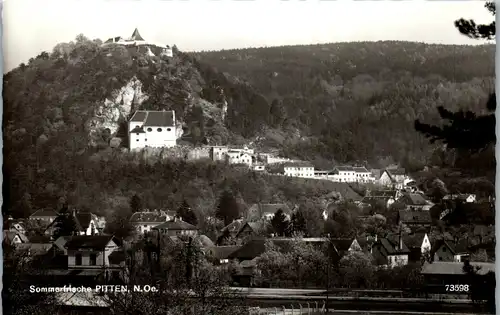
left=2, top=0, right=495, bottom=72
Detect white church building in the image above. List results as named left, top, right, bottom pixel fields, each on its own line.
left=128, top=110, right=176, bottom=150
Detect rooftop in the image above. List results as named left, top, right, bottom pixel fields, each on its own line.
left=402, top=193, right=432, bottom=206
left=207, top=246, right=241, bottom=260
left=398, top=210, right=432, bottom=224
left=153, top=220, right=198, bottom=230
left=387, top=168, right=406, bottom=176
left=283, top=161, right=314, bottom=168
left=353, top=167, right=370, bottom=173
left=30, top=209, right=59, bottom=217
left=130, top=110, right=175, bottom=127
left=65, top=235, right=116, bottom=250
left=421, top=262, right=495, bottom=275
left=336, top=166, right=354, bottom=172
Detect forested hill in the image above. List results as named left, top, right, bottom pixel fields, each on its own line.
left=192, top=41, right=495, bottom=167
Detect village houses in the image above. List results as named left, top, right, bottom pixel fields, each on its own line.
left=283, top=162, right=315, bottom=178
left=129, top=210, right=175, bottom=234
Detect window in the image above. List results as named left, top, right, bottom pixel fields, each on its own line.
left=442, top=247, right=446, bottom=252
left=167, top=128, right=171, bottom=131
left=75, top=254, right=82, bottom=265
left=157, top=128, right=162, bottom=132
left=136, top=133, right=139, bottom=136
left=90, top=254, right=97, bottom=266
left=145, top=138, right=147, bottom=141
left=147, top=128, right=152, bottom=132
left=136, top=139, right=139, bottom=141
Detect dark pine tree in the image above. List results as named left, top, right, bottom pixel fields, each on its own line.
left=455, top=2, right=495, bottom=40
left=177, top=200, right=198, bottom=226
left=130, top=194, right=143, bottom=213
left=53, top=212, right=78, bottom=239
left=216, top=190, right=240, bottom=226
left=291, top=210, right=307, bottom=236
left=415, top=2, right=496, bottom=154
left=271, top=209, right=290, bottom=237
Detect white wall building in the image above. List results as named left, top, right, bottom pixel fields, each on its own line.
left=353, top=167, right=376, bottom=183
left=210, top=146, right=229, bottom=161
left=128, top=110, right=176, bottom=150
left=332, top=166, right=357, bottom=182
left=283, top=162, right=315, bottom=178
left=226, top=150, right=253, bottom=166
left=103, top=28, right=173, bottom=57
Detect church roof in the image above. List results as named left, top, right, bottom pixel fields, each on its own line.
left=130, top=111, right=175, bottom=127
left=130, top=28, right=145, bottom=41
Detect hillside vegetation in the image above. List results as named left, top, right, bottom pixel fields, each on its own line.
left=193, top=41, right=495, bottom=167
left=3, top=35, right=495, bottom=220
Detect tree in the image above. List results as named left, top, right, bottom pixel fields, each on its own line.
left=52, top=212, right=78, bottom=239
left=290, top=210, right=306, bottom=235
left=462, top=259, right=496, bottom=312
left=339, top=251, right=376, bottom=289
left=455, top=2, right=495, bottom=40
left=271, top=209, right=290, bottom=237
left=102, top=239, right=249, bottom=315
left=415, top=2, right=496, bottom=153
left=177, top=200, right=198, bottom=226
left=104, top=207, right=135, bottom=240
left=3, top=245, right=57, bottom=314
left=269, top=99, right=287, bottom=127
left=130, top=194, right=143, bottom=213
left=216, top=190, right=240, bottom=226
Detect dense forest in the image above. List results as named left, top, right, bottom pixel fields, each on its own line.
left=193, top=41, right=495, bottom=168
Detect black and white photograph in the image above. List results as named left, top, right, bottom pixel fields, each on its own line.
left=2, top=0, right=496, bottom=314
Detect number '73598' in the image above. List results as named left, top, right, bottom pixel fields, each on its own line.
left=445, top=284, right=469, bottom=292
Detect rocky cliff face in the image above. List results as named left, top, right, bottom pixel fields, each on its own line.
left=4, top=35, right=270, bottom=154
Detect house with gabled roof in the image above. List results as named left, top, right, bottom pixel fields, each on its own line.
left=398, top=210, right=432, bottom=228
left=45, top=210, right=101, bottom=237
left=29, top=209, right=59, bottom=225
left=246, top=203, right=293, bottom=221
left=371, top=233, right=410, bottom=268
left=206, top=245, right=241, bottom=265
left=226, top=150, right=254, bottom=167
left=4, top=217, right=26, bottom=234
left=443, top=194, right=477, bottom=203
left=129, top=210, right=170, bottom=234
left=65, top=235, right=121, bottom=268
left=378, top=168, right=409, bottom=189
left=3, top=230, right=29, bottom=246
left=363, top=189, right=402, bottom=209
left=332, top=166, right=356, bottom=182
left=403, top=233, right=432, bottom=262
left=432, top=239, right=471, bottom=263
left=421, top=261, right=495, bottom=288
left=329, top=238, right=362, bottom=261
left=352, top=167, right=375, bottom=183
left=399, top=193, right=434, bottom=211
left=235, top=221, right=268, bottom=241
left=128, top=110, right=176, bottom=151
